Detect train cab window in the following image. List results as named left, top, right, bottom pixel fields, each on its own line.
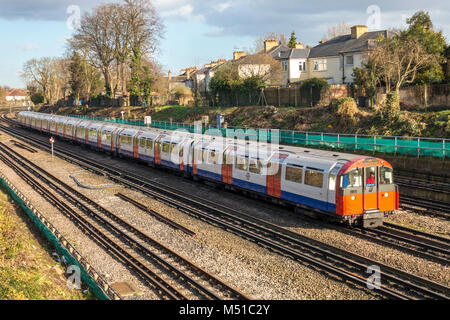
left=305, top=170, right=324, bottom=188
left=146, top=139, right=153, bottom=150
left=249, top=159, right=263, bottom=174
left=341, top=169, right=362, bottom=188
left=365, top=167, right=377, bottom=186
left=285, top=166, right=303, bottom=184
left=236, top=157, right=249, bottom=171
left=380, top=167, right=393, bottom=184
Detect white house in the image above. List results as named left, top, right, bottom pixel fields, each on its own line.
left=6, top=89, right=31, bottom=106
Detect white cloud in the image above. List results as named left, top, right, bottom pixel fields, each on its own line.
left=20, top=43, right=41, bottom=51
left=161, top=4, right=204, bottom=21
left=216, top=2, right=232, bottom=12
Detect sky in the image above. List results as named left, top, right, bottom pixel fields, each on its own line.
left=0, top=0, right=449, bottom=88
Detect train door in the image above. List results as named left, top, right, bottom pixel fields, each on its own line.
left=85, top=126, right=89, bottom=144
left=222, top=148, right=233, bottom=184
left=363, top=167, right=379, bottom=211
left=327, top=165, right=342, bottom=212
left=266, top=160, right=282, bottom=198
left=133, top=132, right=143, bottom=158
left=154, top=137, right=162, bottom=165
left=97, top=126, right=103, bottom=148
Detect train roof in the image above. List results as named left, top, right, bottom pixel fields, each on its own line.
left=19, top=111, right=371, bottom=167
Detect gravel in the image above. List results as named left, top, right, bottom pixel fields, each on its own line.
left=2, top=127, right=449, bottom=299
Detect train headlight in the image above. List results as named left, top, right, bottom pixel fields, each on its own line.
left=351, top=196, right=356, bottom=200
left=384, top=193, right=389, bottom=198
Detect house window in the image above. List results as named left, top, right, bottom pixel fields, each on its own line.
left=282, top=61, right=288, bottom=72
left=346, top=55, right=354, bottom=66
left=299, top=61, right=306, bottom=72
left=313, top=59, right=327, bottom=72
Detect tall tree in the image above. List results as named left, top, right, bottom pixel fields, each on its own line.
left=404, top=11, right=446, bottom=85
left=70, top=4, right=120, bottom=97
left=69, top=51, right=85, bottom=104
left=288, top=31, right=297, bottom=48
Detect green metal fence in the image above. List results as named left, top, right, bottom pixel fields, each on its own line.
left=0, top=173, right=121, bottom=300
left=67, top=114, right=449, bottom=159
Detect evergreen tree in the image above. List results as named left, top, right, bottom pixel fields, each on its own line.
left=69, top=51, right=85, bottom=105
left=288, top=31, right=297, bottom=48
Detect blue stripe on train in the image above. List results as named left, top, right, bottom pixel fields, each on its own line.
left=161, top=159, right=180, bottom=170
left=196, top=168, right=334, bottom=212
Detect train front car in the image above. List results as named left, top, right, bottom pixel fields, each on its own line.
left=336, top=157, right=399, bottom=228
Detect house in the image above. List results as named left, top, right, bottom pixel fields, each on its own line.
left=306, top=25, right=395, bottom=84
left=190, top=59, right=227, bottom=94
left=6, top=89, right=31, bottom=106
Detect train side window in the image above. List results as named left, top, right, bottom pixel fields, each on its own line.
left=236, top=157, right=249, bottom=171
left=285, top=166, right=303, bottom=183
left=305, top=170, right=324, bottom=188
left=140, top=138, right=146, bottom=148
left=328, top=174, right=337, bottom=191
left=249, top=159, right=262, bottom=174
left=196, top=149, right=203, bottom=162
left=162, top=143, right=170, bottom=153
left=127, top=136, right=132, bottom=144
left=146, top=139, right=153, bottom=150
left=380, top=167, right=393, bottom=184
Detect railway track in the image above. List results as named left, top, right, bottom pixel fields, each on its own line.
left=399, top=195, right=450, bottom=219
left=0, top=141, right=247, bottom=301
left=395, top=176, right=450, bottom=194
left=1, top=118, right=449, bottom=300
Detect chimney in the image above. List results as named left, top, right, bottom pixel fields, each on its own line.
left=233, top=51, right=246, bottom=60
left=168, top=70, right=172, bottom=81
left=264, top=40, right=278, bottom=53
left=295, top=42, right=304, bottom=49
left=217, top=58, right=226, bottom=63
left=351, top=25, right=368, bottom=39
left=318, top=40, right=326, bottom=44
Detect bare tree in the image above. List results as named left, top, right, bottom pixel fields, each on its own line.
left=369, top=35, right=438, bottom=93
left=252, top=32, right=287, bottom=53
left=233, top=52, right=281, bottom=85
left=22, top=57, right=70, bottom=104
left=323, top=22, right=351, bottom=41
left=70, top=4, right=120, bottom=97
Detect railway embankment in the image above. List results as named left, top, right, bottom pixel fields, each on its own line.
left=0, top=179, right=90, bottom=300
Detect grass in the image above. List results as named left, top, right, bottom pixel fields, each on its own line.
left=0, top=188, right=88, bottom=300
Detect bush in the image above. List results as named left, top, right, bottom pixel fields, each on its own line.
left=30, top=93, right=44, bottom=105
left=336, top=97, right=359, bottom=125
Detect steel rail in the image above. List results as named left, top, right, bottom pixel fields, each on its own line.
left=0, top=148, right=185, bottom=300
left=0, top=141, right=248, bottom=301
left=2, top=118, right=450, bottom=299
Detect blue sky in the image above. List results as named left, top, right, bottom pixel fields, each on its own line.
left=0, top=0, right=448, bottom=88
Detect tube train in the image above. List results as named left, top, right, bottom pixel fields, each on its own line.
left=17, top=111, right=399, bottom=228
